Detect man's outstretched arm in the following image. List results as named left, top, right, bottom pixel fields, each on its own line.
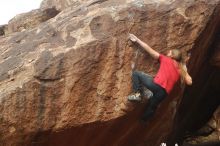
left=129, top=33, right=160, bottom=59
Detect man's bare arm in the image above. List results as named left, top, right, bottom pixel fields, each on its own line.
left=129, top=33, right=160, bottom=59
left=183, top=65, right=192, bottom=86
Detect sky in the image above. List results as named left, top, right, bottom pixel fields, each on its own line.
left=0, top=0, right=43, bottom=25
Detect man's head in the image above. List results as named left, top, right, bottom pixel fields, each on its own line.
left=167, top=49, right=182, bottom=62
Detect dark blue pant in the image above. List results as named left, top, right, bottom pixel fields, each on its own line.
left=132, top=71, right=167, bottom=120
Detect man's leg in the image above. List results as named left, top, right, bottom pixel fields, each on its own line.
left=132, top=71, right=155, bottom=93
left=142, top=87, right=167, bottom=121
left=128, top=71, right=154, bottom=101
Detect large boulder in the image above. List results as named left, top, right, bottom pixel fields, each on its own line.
left=0, top=0, right=220, bottom=146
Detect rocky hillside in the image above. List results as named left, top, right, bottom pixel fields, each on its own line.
left=0, top=0, right=220, bottom=146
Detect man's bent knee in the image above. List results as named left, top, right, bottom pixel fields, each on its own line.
left=132, top=71, right=142, bottom=77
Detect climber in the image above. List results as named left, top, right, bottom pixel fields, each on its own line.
left=127, top=33, right=192, bottom=121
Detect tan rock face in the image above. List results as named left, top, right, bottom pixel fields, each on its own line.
left=40, top=0, right=89, bottom=10
left=0, top=0, right=220, bottom=146
left=7, top=8, right=60, bottom=34
left=40, top=0, right=111, bottom=11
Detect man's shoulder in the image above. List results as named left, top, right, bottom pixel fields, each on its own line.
left=159, top=54, right=171, bottom=61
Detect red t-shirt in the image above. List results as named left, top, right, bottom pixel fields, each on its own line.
left=153, top=54, right=180, bottom=94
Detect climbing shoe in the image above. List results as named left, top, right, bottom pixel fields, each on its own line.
left=127, top=92, right=142, bottom=102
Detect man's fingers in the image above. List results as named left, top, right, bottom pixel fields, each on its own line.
left=128, top=33, right=137, bottom=42
left=130, top=36, right=136, bottom=42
